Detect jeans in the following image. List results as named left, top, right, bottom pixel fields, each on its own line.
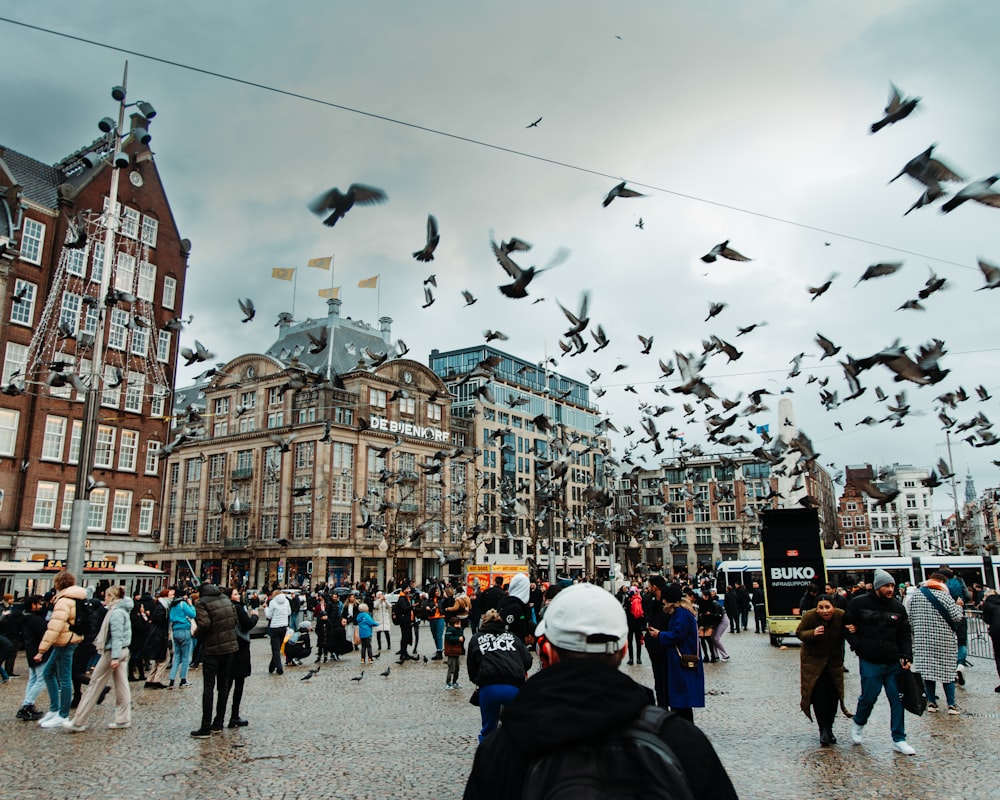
left=41, top=643, right=78, bottom=718
left=924, top=679, right=956, bottom=707
left=477, top=683, right=520, bottom=742
left=446, top=655, right=460, bottom=685
left=853, top=659, right=906, bottom=742
left=200, top=652, right=233, bottom=729
left=268, top=627, right=286, bottom=673
left=22, top=663, right=44, bottom=706
left=428, top=618, right=445, bottom=653
left=169, top=629, right=193, bottom=682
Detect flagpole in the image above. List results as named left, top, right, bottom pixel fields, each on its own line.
left=291, top=268, right=298, bottom=319
left=377, top=273, right=381, bottom=319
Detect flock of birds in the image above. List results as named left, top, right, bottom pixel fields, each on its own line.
left=166, top=80, right=1000, bottom=543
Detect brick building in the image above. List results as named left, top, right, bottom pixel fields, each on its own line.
left=1, top=111, right=188, bottom=564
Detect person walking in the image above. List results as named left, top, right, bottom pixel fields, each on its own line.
left=15, top=595, right=48, bottom=721
left=264, top=588, right=290, bottom=675
left=225, top=586, right=258, bottom=728
left=64, top=585, right=133, bottom=732
left=34, top=571, right=87, bottom=727
left=906, top=571, right=963, bottom=714
left=167, top=589, right=196, bottom=689
left=425, top=586, right=446, bottom=660
left=143, top=588, right=173, bottom=689
left=647, top=584, right=705, bottom=723
left=981, top=588, right=1000, bottom=693
left=467, top=609, right=532, bottom=743
left=190, top=581, right=238, bottom=738
left=796, top=594, right=849, bottom=745
left=844, top=569, right=915, bottom=755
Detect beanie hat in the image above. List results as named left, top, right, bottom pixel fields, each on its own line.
left=873, top=569, right=895, bottom=589
left=663, top=583, right=683, bottom=603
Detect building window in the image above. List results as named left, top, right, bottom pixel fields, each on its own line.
left=139, top=214, right=158, bottom=247
left=398, top=396, right=415, bottom=415
left=841, top=515, right=852, bottom=529
left=108, top=308, right=129, bottom=350
left=843, top=530, right=855, bottom=547
left=181, top=519, right=198, bottom=545
left=41, top=416, right=67, bottom=461
left=88, top=488, right=108, bottom=531
left=260, top=514, right=278, bottom=541
left=240, top=391, right=256, bottom=409
left=119, top=429, right=138, bottom=471
left=145, top=440, right=160, bottom=474
left=59, top=292, right=82, bottom=335
left=213, top=420, right=229, bottom=437
left=295, top=441, right=315, bottom=470
left=115, top=251, right=136, bottom=293
left=60, top=485, right=76, bottom=529
left=94, top=425, right=115, bottom=468
left=121, top=205, right=140, bottom=239
left=111, top=490, right=132, bottom=532
left=856, top=530, right=869, bottom=547
left=138, top=499, right=155, bottom=535
left=236, top=449, right=253, bottom=471
left=292, top=512, right=312, bottom=540
left=156, top=330, right=171, bottom=362
left=239, top=416, right=256, bottom=433
left=0, top=409, right=18, bottom=456
left=331, top=443, right=354, bottom=503
left=137, top=261, right=156, bottom=301
left=268, top=387, right=283, bottom=406
left=267, top=411, right=284, bottom=429
left=186, top=457, right=202, bottom=482
left=68, top=420, right=82, bottom=464
left=100, top=364, right=121, bottom=408
left=184, top=487, right=200, bottom=513
left=854, top=515, right=865, bottom=527
left=33, top=481, right=59, bottom=527
left=427, top=403, right=442, bottom=422
left=20, top=218, right=45, bottom=263
left=846, top=501, right=857, bottom=511
left=162, top=275, right=176, bottom=310
left=695, top=528, right=713, bottom=545
left=10, top=280, right=37, bottom=326
left=150, top=386, right=168, bottom=417
left=124, top=373, right=144, bottom=413
left=2, top=342, right=27, bottom=386
left=669, top=508, right=687, bottom=524
left=214, top=397, right=230, bottom=416
left=333, top=405, right=354, bottom=425
left=330, top=511, right=351, bottom=540
left=129, top=324, right=149, bottom=358
left=905, top=494, right=917, bottom=509
left=204, top=518, right=221, bottom=544
left=369, top=388, right=387, bottom=409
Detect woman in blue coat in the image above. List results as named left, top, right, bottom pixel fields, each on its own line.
left=647, top=584, right=705, bottom=723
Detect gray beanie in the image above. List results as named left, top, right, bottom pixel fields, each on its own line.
left=873, top=569, right=895, bottom=589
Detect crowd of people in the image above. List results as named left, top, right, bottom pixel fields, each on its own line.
left=1, top=563, right=998, bottom=798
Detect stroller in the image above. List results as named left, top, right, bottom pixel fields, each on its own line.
left=283, top=621, right=313, bottom=666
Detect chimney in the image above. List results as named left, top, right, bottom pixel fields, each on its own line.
left=327, top=298, right=342, bottom=318
left=276, top=312, right=293, bottom=334
left=379, top=316, right=392, bottom=345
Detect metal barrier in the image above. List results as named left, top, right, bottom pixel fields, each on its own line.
left=966, top=610, right=995, bottom=661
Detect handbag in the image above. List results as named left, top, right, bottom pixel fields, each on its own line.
left=675, top=646, right=699, bottom=669
left=899, top=668, right=927, bottom=716
left=469, top=688, right=480, bottom=706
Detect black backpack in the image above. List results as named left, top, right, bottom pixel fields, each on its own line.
left=522, top=706, right=695, bottom=800
left=68, top=598, right=105, bottom=640
left=390, top=600, right=403, bottom=625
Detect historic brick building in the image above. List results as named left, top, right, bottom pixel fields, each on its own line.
left=1, top=111, right=188, bottom=564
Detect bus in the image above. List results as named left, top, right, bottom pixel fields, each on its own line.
left=0, top=560, right=166, bottom=601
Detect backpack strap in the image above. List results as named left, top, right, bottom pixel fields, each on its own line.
left=918, top=587, right=959, bottom=634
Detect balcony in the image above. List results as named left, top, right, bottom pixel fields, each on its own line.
left=398, top=503, right=419, bottom=514
left=397, top=470, right=419, bottom=483
left=231, top=468, right=253, bottom=480
left=223, top=537, right=249, bottom=550
left=229, top=498, right=251, bottom=515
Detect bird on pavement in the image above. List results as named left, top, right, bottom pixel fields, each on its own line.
left=350, top=671, right=365, bottom=683
left=301, top=667, right=320, bottom=681
left=379, top=666, right=391, bottom=677
left=308, top=183, right=387, bottom=227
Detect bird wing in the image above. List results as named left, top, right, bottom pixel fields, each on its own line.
left=720, top=245, right=751, bottom=262
left=491, top=238, right=524, bottom=280
left=307, top=187, right=344, bottom=214
left=884, top=83, right=903, bottom=114
left=347, top=184, right=388, bottom=206
left=426, top=214, right=439, bottom=243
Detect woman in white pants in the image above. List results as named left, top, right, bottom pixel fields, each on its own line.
left=65, top=586, right=133, bottom=731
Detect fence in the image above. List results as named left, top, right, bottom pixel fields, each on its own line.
left=966, top=610, right=995, bottom=661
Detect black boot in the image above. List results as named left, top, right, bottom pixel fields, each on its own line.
left=819, top=727, right=832, bottom=746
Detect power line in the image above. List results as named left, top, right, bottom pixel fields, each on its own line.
left=0, top=14, right=980, bottom=273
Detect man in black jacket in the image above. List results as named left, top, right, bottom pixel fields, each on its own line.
left=395, top=585, right=418, bottom=664
left=191, top=582, right=238, bottom=738
left=844, top=569, right=915, bottom=755
left=643, top=576, right=673, bottom=708
left=981, top=588, right=1000, bottom=692
left=464, top=583, right=738, bottom=800
left=478, top=576, right=507, bottom=615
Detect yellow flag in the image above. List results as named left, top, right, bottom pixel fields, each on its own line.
left=318, top=286, right=341, bottom=299
left=272, top=267, right=296, bottom=281
left=307, top=256, right=332, bottom=270
left=357, top=275, right=378, bottom=289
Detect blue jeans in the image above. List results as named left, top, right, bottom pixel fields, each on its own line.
left=477, top=683, right=520, bottom=743
left=924, top=679, right=956, bottom=707
left=853, top=659, right=906, bottom=742
left=428, top=618, right=445, bottom=653
left=41, top=643, right=78, bottom=718
left=169, top=629, right=193, bottom=682
left=22, top=663, right=44, bottom=706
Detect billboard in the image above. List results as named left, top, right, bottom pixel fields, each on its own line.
left=760, top=508, right=826, bottom=638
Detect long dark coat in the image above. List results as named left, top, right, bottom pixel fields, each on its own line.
left=795, top=607, right=849, bottom=719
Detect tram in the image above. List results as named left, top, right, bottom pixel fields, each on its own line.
left=0, top=559, right=166, bottom=600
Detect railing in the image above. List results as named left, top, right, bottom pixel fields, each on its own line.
left=223, top=537, right=249, bottom=549
left=966, top=610, right=995, bottom=661
left=231, top=467, right=253, bottom=480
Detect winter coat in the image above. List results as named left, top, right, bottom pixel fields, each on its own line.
left=37, top=585, right=87, bottom=655
left=982, top=594, right=1000, bottom=634
left=372, top=596, right=392, bottom=628
left=795, top=607, right=848, bottom=719
left=231, top=601, right=257, bottom=679
left=467, top=619, right=532, bottom=688
left=498, top=595, right=531, bottom=642
left=844, top=589, right=912, bottom=664
left=194, top=584, right=238, bottom=656
left=657, top=603, right=705, bottom=709
left=906, top=582, right=962, bottom=683
left=144, top=598, right=171, bottom=661
left=95, top=597, right=134, bottom=661
left=265, top=592, right=291, bottom=629
left=169, top=598, right=196, bottom=632
left=21, top=607, right=48, bottom=662
left=356, top=611, right=378, bottom=639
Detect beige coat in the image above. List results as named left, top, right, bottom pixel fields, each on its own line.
left=795, top=607, right=850, bottom=719
left=37, top=585, right=87, bottom=654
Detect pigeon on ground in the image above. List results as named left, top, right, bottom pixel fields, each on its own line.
left=301, top=667, right=320, bottom=681
left=413, top=214, right=440, bottom=262
left=308, top=183, right=387, bottom=227
left=350, top=671, right=365, bottom=683
left=379, top=666, right=391, bottom=677
left=602, top=181, right=646, bottom=207
left=870, top=83, right=920, bottom=134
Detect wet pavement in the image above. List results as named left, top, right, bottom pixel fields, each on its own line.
left=1, top=628, right=996, bottom=799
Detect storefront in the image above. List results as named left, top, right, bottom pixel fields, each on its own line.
left=201, top=559, right=222, bottom=585
left=285, top=557, right=311, bottom=588
left=326, top=557, right=354, bottom=587
left=226, top=558, right=250, bottom=589
left=360, top=558, right=384, bottom=590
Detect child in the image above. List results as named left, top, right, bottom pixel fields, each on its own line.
left=444, top=616, right=465, bottom=689
left=355, top=603, right=378, bottom=665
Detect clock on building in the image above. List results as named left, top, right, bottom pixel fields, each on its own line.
left=129, top=170, right=143, bottom=187
left=402, top=370, right=413, bottom=384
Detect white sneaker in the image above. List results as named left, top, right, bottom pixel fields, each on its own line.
left=37, top=711, right=58, bottom=726
left=892, top=740, right=916, bottom=755
left=40, top=714, right=67, bottom=729
left=107, top=721, right=131, bottom=729
left=850, top=722, right=865, bottom=744
left=62, top=718, right=87, bottom=732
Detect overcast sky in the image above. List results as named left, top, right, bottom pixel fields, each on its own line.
left=3, top=2, right=999, bottom=519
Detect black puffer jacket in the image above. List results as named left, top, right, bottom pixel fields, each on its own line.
left=467, top=619, right=532, bottom=688
left=982, top=593, right=1000, bottom=634
left=194, top=584, right=238, bottom=656
left=844, top=589, right=912, bottom=664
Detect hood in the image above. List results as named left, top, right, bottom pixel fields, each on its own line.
left=500, top=659, right=653, bottom=755
left=199, top=584, right=223, bottom=598
left=113, top=596, right=134, bottom=613
left=58, top=585, right=88, bottom=601
left=270, top=593, right=291, bottom=609
left=509, top=573, right=530, bottom=603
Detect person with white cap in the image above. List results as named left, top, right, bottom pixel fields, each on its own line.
left=463, top=583, right=738, bottom=800
left=844, top=569, right=915, bottom=755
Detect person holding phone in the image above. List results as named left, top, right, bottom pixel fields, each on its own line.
left=796, top=595, right=849, bottom=745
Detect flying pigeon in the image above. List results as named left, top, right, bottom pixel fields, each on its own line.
left=526, top=117, right=542, bottom=128
left=238, top=298, right=255, bottom=323
left=940, top=176, right=1000, bottom=213
left=977, top=257, right=1000, bottom=290
left=855, top=262, right=903, bottom=286
left=413, top=214, right=440, bottom=262
left=602, top=181, right=646, bottom=207
left=869, top=83, right=920, bottom=134
left=308, top=183, right=388, bottom=227
left=701, top=240, right=751, bottom=263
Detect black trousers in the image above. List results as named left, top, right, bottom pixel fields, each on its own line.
left=201, top=652, right=233, bottom=729
left=268, top=627, right=286, bottom=673
left=810, top=668, right=838, bottom=729
left=991, top=630, right=1000, bottom=680
left=646, top=645, right=668, bottom=709
left=399, top=624, right=413, bottom=655
left=754, top=605, right=767, bottom=632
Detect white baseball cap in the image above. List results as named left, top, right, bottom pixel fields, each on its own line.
left=535, top=583, right=628, bottom=654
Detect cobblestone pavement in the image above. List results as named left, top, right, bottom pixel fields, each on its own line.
left=1, top=629, right=997, bottom=800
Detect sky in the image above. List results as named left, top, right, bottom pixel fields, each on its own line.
left=3, top=1, right=999, bottom=520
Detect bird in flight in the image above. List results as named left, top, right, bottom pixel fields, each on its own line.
left=870, top=82, right=920, bottom=134
left=308, top=183, right=387, bottom=227
left=701, top=240, right=751, bottom=263
left=413, top=214, right=440, bottom=262
left=238, top=298, right=255, bottom=323
left=526, top=117, right=542, bottom=128
left=602, top=181, right=646, bottom=207
left=940, top=176, right=1000, bottom=213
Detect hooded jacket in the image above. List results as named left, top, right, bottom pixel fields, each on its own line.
left=37, top=584, right=87, bottom=654
left=463, top=658, right=738, bottom=800
left=467, top=618, right=532, bottom=688
left=194, top=584, right=238, bottom=656
left=499, top=573, right=531, bottom=642
left=265, top=592, right=291, bottom=628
